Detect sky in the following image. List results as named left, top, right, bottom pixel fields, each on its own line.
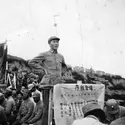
left=0, top=0, right=125, bottom=77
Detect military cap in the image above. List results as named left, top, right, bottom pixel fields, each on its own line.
left=82, top=102, right=105, bottom=117
left=32, top=92, right=40, bottom=98
left=105, top=99, right=119, bottom=114
left=48, top=36, right=60, bottom=44
left=28, top=84, right=35, bottom=91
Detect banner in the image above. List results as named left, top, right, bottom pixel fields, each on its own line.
left=0, top=43, right=7, bottom=84
left=53, top=84, right=105, bottom=125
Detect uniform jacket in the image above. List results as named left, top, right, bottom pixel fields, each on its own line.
left=28, top=100, right=43, bottom=125
left=17, top=98, right=34, bottom=122
left=28, top=50, right=66, bottom=77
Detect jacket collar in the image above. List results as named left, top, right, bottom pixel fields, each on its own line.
left=49, top=49, right=58, bottom=54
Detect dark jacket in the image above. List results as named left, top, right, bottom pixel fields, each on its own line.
left=0, top=105, right=8, bottom=125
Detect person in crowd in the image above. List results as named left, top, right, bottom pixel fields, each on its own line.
left=15, top=91, right=23, bottom=114
left=4, top=88, right=16, bottom=125
left=21, top=86, right=26, bottom=93
left=12, top=89, right=17, bottom=102
left=104, top=99, right=125, bottom=124
left=13, top=89, right=34, bottom=125
left=72, top=102, right=106, bottom=125
left=25, top=92, right=43, bottom=125
left=28, top=36, right=67, bottom=125
left=109, top=116, right=125, bottom=125
left=28, top=83, right=43, bottom=101
left=0, top=93, right=9, bottom=125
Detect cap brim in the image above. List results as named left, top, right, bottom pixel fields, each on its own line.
left=48, top=38, right=60, bottom=44
left=107, top=109, right=119, bottom=114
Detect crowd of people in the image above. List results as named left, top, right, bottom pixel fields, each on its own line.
left=0, top=83, right=125, bottom=125
left=72, top=99, right=125, bottom=125
left=0, top=35, right=68, bottom=125
left=0, top=83, right=43, bottom=125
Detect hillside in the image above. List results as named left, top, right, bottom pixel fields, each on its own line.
left=7, top=55, right=125, bottom=105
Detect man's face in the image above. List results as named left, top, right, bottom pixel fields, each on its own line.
left=21, top=86, right=25, bottom=92
left=23, top=90, right=29, bottom=100
left=33, top=96, right=40, bottom=103
left=30, top=87, right=36, bottom=92
left=49, top=39, right=59, bottom=50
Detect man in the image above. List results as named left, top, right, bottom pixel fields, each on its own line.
left=25, top=92, right=43, bottom=125
left=28, top=83, right=43, bottom=101
left=16, top=91, right=23, bottom=114
left=28, top=36, right=67, bottom=85
left=0, top=93, right=9, bottom=125
left=28, top=36, right=67, bottom=125
left=13, top=89, right=34, bottom=125
left=5, top=88, right=16, bottom=125
left=72, top=102, right=106, bottom=125
left=104, top=99, right=125, bottom=124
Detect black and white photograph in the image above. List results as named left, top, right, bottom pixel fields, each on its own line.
left=0, top=0, right=125, bottom=125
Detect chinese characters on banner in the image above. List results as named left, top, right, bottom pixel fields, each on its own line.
left=53, top=84, right=105, bottom=125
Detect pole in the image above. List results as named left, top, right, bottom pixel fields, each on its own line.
left=4, top=40, right=8, bottom=85
left=75, top=0, right=84, bottom=66
left=53, top=14, right=60, bottom=36
left=48, top=87, right=53, bottom=125
left=5, top=61, right=8, bottom=85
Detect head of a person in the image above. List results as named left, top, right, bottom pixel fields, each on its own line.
left=21, top=86, right=26, bottom=93
left=33, top=92, right=40, bottom=103
left=4, top=88, right=12, bottom=98
left=105, top=99, right=119, bottom=115
left=17, top=91, right=23, bottom=100
left=82, top=102, right=106, bottom=123
left=12, top=89, right=17, bottom=98
left=23, top=89, right=30, bottom=100
left=48, top=36, right=60, bottom=51
left=28, top=83, right=36, bottom=92
left=0, top=93, right=5, bottom=106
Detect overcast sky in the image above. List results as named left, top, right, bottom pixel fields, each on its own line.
left=0, top=0, right=125, bottom=77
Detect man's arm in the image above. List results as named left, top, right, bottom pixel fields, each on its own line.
left=62, top=56, right=67, bottom=69
left=16, top=102, right=22, bottom=120
left=28, top=105, right=43, bottom=124
left=20, top=101, right=34, bottom=122
left=27, top=111, right=35, bottom=122
left=28, top=53, right=45, bottom=68
left=5, top=100, right=13, bottom=115
left=28, top=53, right=47, bottom=74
